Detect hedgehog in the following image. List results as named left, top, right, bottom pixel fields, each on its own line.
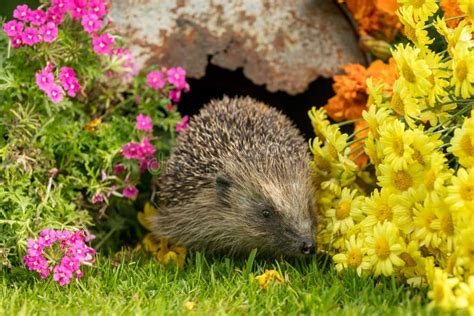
left=152, top=96, right=318, bottom=257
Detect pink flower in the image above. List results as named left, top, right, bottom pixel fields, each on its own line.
left=30, top=9, right=47, bottom=26
left=61, top=256, right=80, bottom=272
left=46, top=83, right=64, bottom=103
left=176, top=115, right=189, bottom=132
left=46, top=7, right=65, bottom=25
left=88, top=0, right=108, bottom=18
left=121, top=142, right=143, bottom=160
left=123, top=186, right=139, bottom=200
left=113, top=164, right=124, bottom=174
left=59, top=66, right=76, bottom=82
left=136, top=114, right=153, bottom=132
left=169, top=89, right=181, bottom=103
left=35, top=68, right=55, bottom=91
left=39, top=229, right=58, bottom=246
left=59, top=67, right=80, bottom=97
left=81, top=13, right=102, bottom=33
left=39, top=22, right=58, bottom=43
left=22, top=27, right=41, bottom=46
left=3, top=20, right=24, bottom=37
left=70, top=0, right=87, bottom=20
left=13, top=5, right=32, bottom=22
left=51, top=0, right=70, bottom=13
left=11, top=36, right=23, bottom=48
left=92, top=33, right=114, bottom=55
left=141, top=137, right=156, bottom=157
left=53, top=264, right=73, bottom=285
left=167, top=67, right=187, bottom=89
left=146, top=70, right=166, bottom=90
left=91, top=192, right=104, bottom=204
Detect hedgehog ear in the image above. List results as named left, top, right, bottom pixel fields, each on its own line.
left=215, top=173, right=232, bottom=202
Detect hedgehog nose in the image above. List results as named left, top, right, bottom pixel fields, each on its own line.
left=300, top=240, right=315, bottom=255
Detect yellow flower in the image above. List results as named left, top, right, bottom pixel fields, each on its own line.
left=84, top=117, right=102, bottom=132
left=431, top=203, right=455, bottom=253
left=455, top=227, right=474, bottom=273
left=389, top=79, right=421, bottom=127
left=399, top=240, right=426, bottom=280
left=419, top=100, right=457, bottom=126
left=325, top=188, right=363, bottom=234
left=459, top=0, right=474, bottom=21
left=397, top=6, right=434, bottom=48
left=183, top=301, right=197, bottom=311
left=333, top=234, right=371, bottom=276
left=137, top=202, right=157, bottom=231
left=451, top=43, right=474, bottom=99
left=420, top=153, right=451, bottom=203
left=365, top=221, right=405, bottom=276
left=134, top=233, right=160, bottom=253
left=424, top=49, right=450, bottom=106
left=434, top=18, right=473, bottom=56
left=378, top=162, right=425, bottom=193
left=408, top=129, right=441, bottom=166
left=398, top=0, right=439, bottom=22
left=427, top=268, right=459, bottom=310
left=394, top=188, right=425, bottom=234
left=449, top=113, right=474, bottom=168
left=362, top=105, right=395, bottom=139
left=379, top=120, right=415, bottom=170
left=255, top=269, right=284, bottom=289
left=392, top=44, right=432, bottom=97
left=446, top=167, right=474, bottom=212
left=364, top=136, right=383, bottom=166
left=413, top=199, right=443, bottom=249
left=361, top=188, right=398, bottom=228
left=156, top=237, right=187, bottom=268
left=455, top=276, right=474, bottom=313
left=308, top=107, right=331, bottom=142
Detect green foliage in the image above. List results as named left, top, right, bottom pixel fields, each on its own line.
left=0, top=10, right=182, bottom=268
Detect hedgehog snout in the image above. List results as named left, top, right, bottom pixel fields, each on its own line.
left=300, top=239, right=316, bottom=255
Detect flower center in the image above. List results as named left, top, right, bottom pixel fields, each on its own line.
left=375, top=236, right=390, bottom=260
left=411, top=0, right=425, bottom=8
left=347, top=248, right=362, bottom=267
left=441, top=214, right=454, bottom=235
left=455, top=60, right=468, bottom=81
left=465, top=242, right=474, bottom=260
left=412, top=149, right=424, bottom=165
left=402, top=62, right=416, bottom=84
left=392, top=170, right=413, bottom=191
left=460, top=134, right=474, bottom=156
left=424, top=169, right=436, bottom=191
left=400, top=252, right=416, bottom=267
left=335, top=202, right=351, bottom=220
left=391, top=92, right=405, bottom=115
left=376, top=204, right=393, bottom=222
left=460, top=182, right=474, bottom=201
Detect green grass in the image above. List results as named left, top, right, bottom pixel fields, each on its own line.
left=1, top=252, right=432, bottom=315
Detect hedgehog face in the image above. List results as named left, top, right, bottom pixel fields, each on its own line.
left=215, top=168, right=317, bottom=257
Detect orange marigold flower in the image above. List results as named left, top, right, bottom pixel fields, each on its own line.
left=440, top=0, right=464, bottom=27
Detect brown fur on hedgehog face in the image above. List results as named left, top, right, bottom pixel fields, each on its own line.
left=212, top=158, right=317, bottom=256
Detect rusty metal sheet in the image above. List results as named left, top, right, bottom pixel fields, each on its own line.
left=110, top=0, right=365, bottom=95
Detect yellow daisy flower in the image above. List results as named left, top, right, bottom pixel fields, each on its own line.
left=413, top=199, right=443, bottom=249
left=419, top=99, right=457, bottom=126
left=392, top=44, right=432, bottom=97
left=308, top=107, right=331, bottom=141
left=333, top=234, right=371, bottom=276
left=455, top=227, right=474, bottom=273
left=255, top=269, right=284, bottom=289
left=365, top=221, right=405, bottom=276
left=420, top=153, right=451, bottom=203
left=431, top=203, right=455, bottom=253
left=325, top=188, right=363, bottom=234
left=427, top=268, right=459, bottom=310
left=379, top=120, right=415, bottom=170
left=397, top=6, right=434, bottom=48
left=362, top=105, right=395, bottom=139
left=408, top=128, right=441, bottom=167
left=459, top=0, right=474, bottom=21
left=434, top=18, right=473, bottom=56
left=361, top=188, right=398, bottom=228
left=446, top=167, right=474, bottom=212
left=424, top=49, right=450, bottom=106
left=364, top=136, right=383, bottom=166
left=399, top=240, right=426, bottom=280
left=455, top=276, right=474, bottom=314
left=450, top=43, right=474, bottom=99
left=378, top=163, right=425, bottom=193
left=394, top=188, right=425, bottom=234
left=389, top=80, right=421, bottom=127
left=398, top=0, right=439, bottom=22
left=449, top=112, right=474, bottom=168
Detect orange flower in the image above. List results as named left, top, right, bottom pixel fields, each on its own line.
left=440, top=0, right=464, bottom=27
left=341, top=0, right=401, bottom=41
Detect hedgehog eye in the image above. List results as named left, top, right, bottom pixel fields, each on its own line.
left=262, top=208, right=272, bottom=218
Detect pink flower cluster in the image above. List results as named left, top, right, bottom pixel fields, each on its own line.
left=36, top=64, right=80, bottom=103
left=3, top=4, right=59, bottom=48
left=3, top=1, right=110, bottom=52
left=23, top=229, right=95, bottom=286
left=176, top=115, right=189, bottom=133
left=146, top=67, right=190, bottom=103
